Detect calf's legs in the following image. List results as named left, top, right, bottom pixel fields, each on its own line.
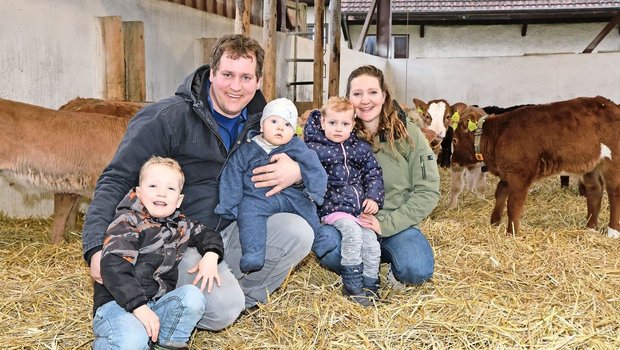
left=491, top=180, right=509, bottom=226
left=51, top=193, right=80, bottom=244
left=580, top=170, right=604, bottom=230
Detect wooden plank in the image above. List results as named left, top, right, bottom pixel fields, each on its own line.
left=583, top=12, right=620, bottom=53
left=206, top=0, right=215, bottom=12
left=328, top=0, right=341, bottom=98
left=123, top=21, right=146, bottom=102
left=376, top=0, right=391, bottom=58
left=354, top=0, right=378, bottom=51
left=262, top=0, right=277, bottom=101
left=215, top=0, right=225, bottom=16
left=194, top=37, right=219, bottom=66
left=100, top=16, right=125, bottom=100
left=313, top=0, right=324, bottom=108
left=234, top=0, right=250, bottom=35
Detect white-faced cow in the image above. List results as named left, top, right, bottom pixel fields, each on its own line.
left=450, top=96, right=620, bottom=237
left=0, top=98, right=145, bottom=243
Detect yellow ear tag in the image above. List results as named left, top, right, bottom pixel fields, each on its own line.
left=450, top=111, right=460, bottom=130
left=296, top=125, right=304, bottom=136
left=467, top=120, right=478, bottom=132
left=417, top=107, right=424, bottom=115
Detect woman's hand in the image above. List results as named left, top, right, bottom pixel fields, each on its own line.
left=360, top=213, right=382, bottom=235
left=188, top=252, right=221, bottom=293
left=133, top=305, right=160, bottom=343
left=251, top=153, right=302, bottom=197
left=362, top=199, right=379, bottom=214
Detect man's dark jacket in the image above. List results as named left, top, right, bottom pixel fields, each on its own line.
left=82, top=64, right=266, bottom=263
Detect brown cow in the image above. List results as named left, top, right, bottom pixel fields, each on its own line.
left=450, top=96, right=620, bottom=237
left=55, top=98, right=146, bottom=235
left=0, top=98, right=145, bottom=243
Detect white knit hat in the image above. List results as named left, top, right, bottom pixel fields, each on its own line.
left=260, top=98, right=298, bottom=129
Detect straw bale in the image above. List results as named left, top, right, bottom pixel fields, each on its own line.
left=0, top=169, right=618, bottom=349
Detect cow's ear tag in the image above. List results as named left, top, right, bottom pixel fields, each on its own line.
left=451, top=111, right=460, bottom=129
left=467, top=120, right=478, bottom=132
left=417, top=107, right=424, bottom=115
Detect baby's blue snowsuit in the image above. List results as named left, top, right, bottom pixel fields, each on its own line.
left=215, top=134, right=327, bottom=273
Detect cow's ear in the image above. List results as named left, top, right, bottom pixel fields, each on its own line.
left=413, top=98, right=427, bottom=110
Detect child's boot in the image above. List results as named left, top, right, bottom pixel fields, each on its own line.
left=363, top=275, right=381, bottom=300
left=340, top=264, right=370, bottom=307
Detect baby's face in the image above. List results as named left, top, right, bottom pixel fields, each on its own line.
left=261, top=115, right=295, bottom=145
left=320, top=109, right=355, bottom=143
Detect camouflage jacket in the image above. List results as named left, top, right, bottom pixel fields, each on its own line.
left=93, top=188, right=223, bottom=314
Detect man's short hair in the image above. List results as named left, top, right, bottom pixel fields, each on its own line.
left=139, top=156, right=185, bottom=189
left=321, top=96, right=354, bottom=118
left=211, top=34, right=265, bottom=79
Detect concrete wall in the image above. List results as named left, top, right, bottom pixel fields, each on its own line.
left=0, top=0, right=314, bottom=217
left=338, top=22, right=620, bottom=107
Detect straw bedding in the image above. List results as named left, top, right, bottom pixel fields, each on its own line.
left=1, top=169, right=618, bottom=349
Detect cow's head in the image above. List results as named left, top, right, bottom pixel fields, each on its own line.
left=451, top=105, right=489, bottom=167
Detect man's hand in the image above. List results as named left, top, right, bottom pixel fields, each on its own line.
left=188, top=252, right=221, bottom=293
left=251, top=153, right=301, bottom=197
left=133, top=305, right=160, bottom=343
left=90, top=250, right=103, bottom=284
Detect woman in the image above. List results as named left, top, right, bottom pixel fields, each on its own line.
left=313, top=65, right=440, bottom=287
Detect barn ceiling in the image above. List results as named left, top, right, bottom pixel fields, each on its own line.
left=340, top=0, right=620, bottom=25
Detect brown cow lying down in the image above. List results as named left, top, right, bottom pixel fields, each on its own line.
left=450, top=96, right=620, bottom=238
left=0, top=98, right=145, bottom=243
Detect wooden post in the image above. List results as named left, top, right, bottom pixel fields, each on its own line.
left=328, top=0, right=341, bottom=98
left=262, top=0, right=277, bottom=101
left=100, top=16, right=126, bottom=100
left=195, top=38, right=219, bottom=66
left=234, top=0, right=251, bottom=35
left=123, top=21, right=146, bottom=102
left=215, top=0, right=225, bottom=16
left=313, top=0, right=324, bottom=108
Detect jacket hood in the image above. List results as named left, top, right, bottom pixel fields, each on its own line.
left=174, top=64, right=267, bottom=117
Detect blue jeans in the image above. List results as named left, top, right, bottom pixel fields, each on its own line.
left=315, top=224, right=434, bottom=285
left=92, top=285, right=206, bottom=350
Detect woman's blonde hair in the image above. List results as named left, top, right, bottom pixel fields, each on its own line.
left=345, top=65, right=412, bottom=153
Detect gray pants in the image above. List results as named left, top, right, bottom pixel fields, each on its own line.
left=176, top=213, right=313, bottom=330
left=332, top=218, right=381, bottom=279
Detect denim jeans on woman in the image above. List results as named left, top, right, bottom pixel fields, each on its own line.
left=92, top=285, right=206, bottom=350
left=314, top=224, right=434, bottom=285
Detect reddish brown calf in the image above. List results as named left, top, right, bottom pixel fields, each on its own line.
left=450, top=96, right=620, bottom=237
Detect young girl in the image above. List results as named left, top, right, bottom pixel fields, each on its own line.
left=304, top=96, right=384, bottom=306
left=312, top=65, right=440, bottom=290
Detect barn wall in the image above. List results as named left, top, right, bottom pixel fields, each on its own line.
left=338, top=21, right=620, bottom=108
left=0, top=0, right=315, bottom=217
left=348, top=23, right=620, bottom=58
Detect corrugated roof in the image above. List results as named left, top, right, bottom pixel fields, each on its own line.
left=341, top=0, right=620, bottom=13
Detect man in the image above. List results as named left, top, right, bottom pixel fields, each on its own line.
left=82, top=34, right=313, bottom=331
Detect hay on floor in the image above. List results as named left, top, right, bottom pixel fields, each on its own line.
left=0, top=169, right=618, bottom=349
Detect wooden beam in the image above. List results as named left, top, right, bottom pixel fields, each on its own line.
left=100, top=16, right=125, bottom=100
left=263, top=0, right=277, bottom=101
left=215, top=0, right=225, bottom=16
left=328, top=0, right=341, bottom=98
left=583, top=12, right=620, bottom=53
left=313, top=0, right=324, bottom=108
left=234, top=0, right=250, bottom=35
left=354, top=0, right=378, bottom=51
left=123, top=21, right=146, bottom=102
left=376, top=0, right=391, bottom=58
left=521, top=24, right=528, bottom=37
left=194, top=37, right=218, bottom=66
